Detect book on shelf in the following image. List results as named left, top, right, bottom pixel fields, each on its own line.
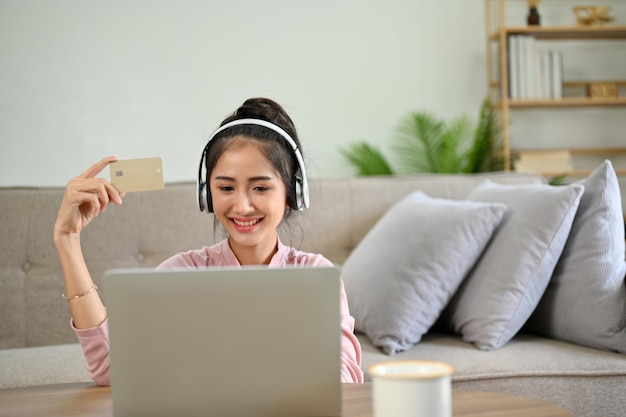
left=508, top=35, right=520, bottom=99
left=524, top=36, right=537, bottom=99
left=550, top=50, right=563, bottom=99
left=514, top=150, right=573, bottom=174
left=537, top=51, right=552, bottom=98
left=511, top=35, right=527, bottom=99
left=507, top=35, right=563, bottom=100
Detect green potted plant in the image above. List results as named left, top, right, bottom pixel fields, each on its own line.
left=340, top=99, right=502, bottom=175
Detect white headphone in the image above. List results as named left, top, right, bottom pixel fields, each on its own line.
left=197, top=118, right=310, bottom=213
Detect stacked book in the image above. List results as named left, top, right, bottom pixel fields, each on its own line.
left=514, top=150, right=573, bottom=175
left=508, top=35, right=563, bottom=100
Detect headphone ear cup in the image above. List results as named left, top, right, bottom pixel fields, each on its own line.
left=294, top=175, right=304, bottom=211
left=197, top=182, right=213, bottom=213
left=206, top=186, right=214, bottom=213
left=197, top=183, right=206, bottom=212
left=197, top=143, right=208, bottom=213
left=197, top=141, right=215, bottom=213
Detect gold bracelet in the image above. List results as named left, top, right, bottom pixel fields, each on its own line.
left=62, top=284, right=98, bottom=300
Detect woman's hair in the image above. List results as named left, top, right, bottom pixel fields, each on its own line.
left=204, top=97, right=304, bottom=218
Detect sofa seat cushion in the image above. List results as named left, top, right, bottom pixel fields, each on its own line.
left=359, top=332, right=626, bottom=417
left=0, top=343, right=91, bottom=389
left=358, top=332, right=626, bottom=383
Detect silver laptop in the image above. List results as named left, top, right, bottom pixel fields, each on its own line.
left=101, top=266, right=342, bottom=417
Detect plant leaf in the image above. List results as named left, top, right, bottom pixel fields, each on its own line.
left=340, top=142, right=394, bottom=176
left=393, top=112, right=445, bottom=173
left=464, top=98, right=503, bottom=173
left=439, top=116, right=473, bottom=173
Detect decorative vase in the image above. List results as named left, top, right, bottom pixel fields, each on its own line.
left=527, top=6, right=541, bottom=25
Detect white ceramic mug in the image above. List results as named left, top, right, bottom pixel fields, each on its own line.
left=368, top=360, right=454, bottom=417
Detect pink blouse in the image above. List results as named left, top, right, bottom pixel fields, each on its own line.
left=73, top=238, right=364, bottom=385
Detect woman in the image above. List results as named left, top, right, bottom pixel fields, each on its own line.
left=54, top=97, right=364, bottom=385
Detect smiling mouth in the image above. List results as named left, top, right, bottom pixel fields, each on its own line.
left=233, top=218, right=260, bottom=227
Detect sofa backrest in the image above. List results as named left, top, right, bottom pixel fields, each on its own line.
left=0, top=172, right=544, bottom=349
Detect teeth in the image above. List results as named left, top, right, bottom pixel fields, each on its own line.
left=233, top=219, right=259, bottom=227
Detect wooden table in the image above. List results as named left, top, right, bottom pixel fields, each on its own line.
left=0, top=382, right=572, bottom=417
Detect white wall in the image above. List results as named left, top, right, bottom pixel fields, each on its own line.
left=0, top=0, right=487, bottom=186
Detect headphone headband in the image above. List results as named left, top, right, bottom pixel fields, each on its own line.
left=197, top=118, right=310, bottom=213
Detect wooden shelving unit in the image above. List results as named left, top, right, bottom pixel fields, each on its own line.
left=509, top=97, right=626, bottom=107
left=485, top=0, right=626, bottom=175
left=489, top=25, right=626, bottom=40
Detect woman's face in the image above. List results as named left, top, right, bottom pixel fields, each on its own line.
left=209, top=141, right=287, bottom=261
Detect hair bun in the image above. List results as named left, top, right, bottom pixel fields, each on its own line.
left=232, top=98, right=298, bottom=141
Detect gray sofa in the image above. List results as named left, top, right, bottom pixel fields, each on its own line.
left=1, top=172, right=625, bottom=417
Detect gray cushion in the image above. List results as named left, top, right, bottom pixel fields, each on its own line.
left=441, top=181, right=584, bottom=351
left=527, top=160, right=626, bottom=353
left=342, top=191, right=506, bottom=355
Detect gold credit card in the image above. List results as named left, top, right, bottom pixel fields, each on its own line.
left=109, top=157, right=164, bottom=192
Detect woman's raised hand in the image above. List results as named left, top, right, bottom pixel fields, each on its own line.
left=54, top=156, right=126, bottom=239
